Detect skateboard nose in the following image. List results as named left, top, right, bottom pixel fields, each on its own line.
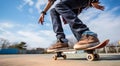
left=105, top=39, right=110, bottom=44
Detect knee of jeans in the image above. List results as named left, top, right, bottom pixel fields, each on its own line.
left=55, top=2, right=63, bottom=9
left=50, top=8, right=56, bottom=14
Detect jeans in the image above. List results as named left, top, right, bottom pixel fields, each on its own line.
left=50, top=0, right=97, bottom=42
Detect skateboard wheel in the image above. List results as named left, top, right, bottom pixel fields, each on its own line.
left=53, top=55, right=57, bottom=60
left=87, top=54, right=95, bottom=61
left=63, top=54, right=67, bottom=60
left=94, top=54, right=100, bottom=60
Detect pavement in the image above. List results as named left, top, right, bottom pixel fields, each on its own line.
left=0, top=53, right=120, bottom=66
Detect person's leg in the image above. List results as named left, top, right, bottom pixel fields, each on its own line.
left=48, top=8, right=68, bottom=51
left=50, top=8, right=65, bottom=40
left=55, top=1, right=89, bottom=41
left=54, top=0, right=99, bottom=49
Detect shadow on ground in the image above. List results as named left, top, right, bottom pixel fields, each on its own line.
left=100, top=54, right=120, bottom=61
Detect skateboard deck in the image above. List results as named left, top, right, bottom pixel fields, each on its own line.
left=84, top=39, right=109, bottom=50
left=48, top=39, right=110, bottom=61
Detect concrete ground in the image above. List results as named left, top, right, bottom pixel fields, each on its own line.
left=0, top=53, right=120, bottom=66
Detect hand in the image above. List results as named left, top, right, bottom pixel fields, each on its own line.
left=38, top=13, right=45, bottom=25
left=97, top=5, right=104, bottom=11
left=91, top=2, right=105, bottom=11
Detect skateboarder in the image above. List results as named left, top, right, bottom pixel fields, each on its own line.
left=38, top=0, right=104, bottom=51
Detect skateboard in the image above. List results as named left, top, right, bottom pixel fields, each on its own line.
left=47, top=39, right=109, bottom=61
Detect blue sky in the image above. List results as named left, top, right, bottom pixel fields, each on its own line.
left=0, top=0, right=120, bottom=48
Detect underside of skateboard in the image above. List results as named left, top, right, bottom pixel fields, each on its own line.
left=52, top=39, right=109, bottom=61
left=53, top=50, right=100, bottom=61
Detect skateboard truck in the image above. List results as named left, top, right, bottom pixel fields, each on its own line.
left=53, top=52, right=66, bottom=60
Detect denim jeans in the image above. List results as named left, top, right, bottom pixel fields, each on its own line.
left=50, top=0, right=97, bottom=42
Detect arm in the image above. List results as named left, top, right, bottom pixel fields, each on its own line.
left=42, top=0, right=55, bottom=14
left=38, top=0, right=55, bottom=25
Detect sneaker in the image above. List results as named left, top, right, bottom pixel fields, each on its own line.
left=47, top=39, right=69, bottom=52
left=74, top=35, right=100, bottom=50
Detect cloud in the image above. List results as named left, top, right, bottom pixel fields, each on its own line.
left=17, top=30, right=55, bottom=48
left=0, top=22, right=15, bottom=29
left=0, top=21, right=56, bottom=48
left=17, top=0, right=60, bottom=13
left=17, top=0, right=34, bottom=12
left=17, top=0, right=48, bottom=13
left=23, top=0, right=34, bottom=6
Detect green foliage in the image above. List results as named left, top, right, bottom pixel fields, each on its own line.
left=8, top=42, right=27, bottom=50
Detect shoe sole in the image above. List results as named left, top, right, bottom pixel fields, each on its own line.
left=74, top=42, right=100, bottom=50
left=47, top=47, right=69, bottom=52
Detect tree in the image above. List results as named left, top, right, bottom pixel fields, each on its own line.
left=8, top=41, right=27, bottom=50
left=0, top=38, right=10, bottom=49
